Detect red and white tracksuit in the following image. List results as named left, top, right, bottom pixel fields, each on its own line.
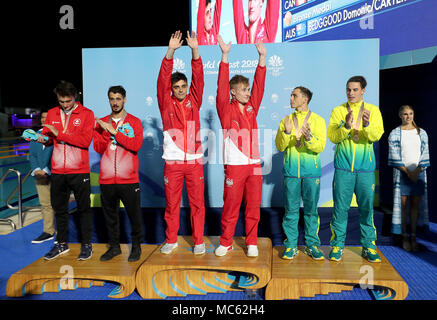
left=93, top=113, right=144, bottom=246
left=233, top=0, right=280, bottom=44
left=157, top=56, right=205, bottom=245
left=216, top=61, right=266, bottom=247
left=42, top=102, right=94, bottom=174
left=93, top=113, right=143, bottom=184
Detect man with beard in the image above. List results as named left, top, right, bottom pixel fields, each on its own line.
left=94, top=85, right=144, bottom=262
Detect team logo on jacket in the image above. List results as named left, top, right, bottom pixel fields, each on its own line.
left=225, top=178, right=233, bottom=187
left=246, top=106, right=254, bottom=113
left=186, top=100, right=192, bottom=108
left=164, top=176, right=169, bottom=185
left=73, top=119, right=81, bottom=126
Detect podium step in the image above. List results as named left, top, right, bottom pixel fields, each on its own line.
left=135, top=236, right=272, bottom=299
left=6, top=243, right=158, bottom=298
left=265, top=246, right=408, bottom=300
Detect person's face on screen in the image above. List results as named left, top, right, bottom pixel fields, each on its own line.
left=171, top=80, right=188, bottom=101
left=108, top=92, right=126, bottom=115
left=57, top=95, right=76, bottom=111
left=204, top=2, right=212, bottom=32
left=346, top=82, right=365, bottom=103
left=231, top=82, right=251, bottom=105
left=290, top=89, right=307, bottom=109
left=248, top=0, right=264, bottom=24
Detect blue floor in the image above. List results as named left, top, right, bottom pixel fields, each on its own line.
left=1, top=219, right=437, bottom=300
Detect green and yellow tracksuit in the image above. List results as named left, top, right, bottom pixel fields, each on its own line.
left=275, top=110, right=326, bottom=248
left=328, top=100, right=384, bottom=249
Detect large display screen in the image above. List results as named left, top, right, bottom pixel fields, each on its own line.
left=190, top=0, right=437, bottom=56
left=82, top=39, right=379, bottom=208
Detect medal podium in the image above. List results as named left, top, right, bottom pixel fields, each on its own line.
left=6, top=240, right=408, bottom=300
left=135, top=236, right=272, bottom=299
left=265, top=246, right=408, bottom=300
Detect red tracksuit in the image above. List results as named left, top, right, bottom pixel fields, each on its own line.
left=93, top=113, right=143, bottom=184
left=42, top=102, right=94, bottom=244
left=42, top=102, right=94, bottom=174
left=233, top=0, right=280, bottom=44
left=216, top=61, right=266, bottom=247
left=197, top=0, right=222, bottom=45
left=157, top=56, right=205, bottom=245
left=93, top=112, right=144, bottom=246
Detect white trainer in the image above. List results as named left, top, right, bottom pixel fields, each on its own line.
left=193, top=243, right=206, bottom=255
left=160, top=242, right=178, bottom=254
left=247, top=245, right=258, bottom=257
left=214, top=245, right=233, bottom=257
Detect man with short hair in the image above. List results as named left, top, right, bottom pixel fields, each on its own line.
left=214, top=35, right=266, bottom=257
left=327, top=76, right=384, bottom=263
left=30, top=111, right=55, bottom=244
left=275, top=86, right=326, bottom=260
left=40, top=81, right=95, bottom=261
left=157, top=31, right=206, bottom=255
left=94, top=85, right=144, bottom=262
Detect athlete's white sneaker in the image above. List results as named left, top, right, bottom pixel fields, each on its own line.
left=214, top=244, right=233, bottom=257
left=160, top=242, right=178, bottom=254
left=193, top=243, right=206, bottom=255
left=247, top=245, right=259, bottom=257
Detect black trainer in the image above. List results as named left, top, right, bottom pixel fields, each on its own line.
left=78, top=243, right=93, bottom=261
left=128, top=244, right=142, bottom=262
left=32, top=232, right=54, bottom=244
left=44, top=242, right=69, bottom=260
left=100, top=246, right=122, bottom=262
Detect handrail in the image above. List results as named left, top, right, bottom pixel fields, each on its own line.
left=6, top=169, right=34, bottom=211
left=0, top=168, right=23, bottom=230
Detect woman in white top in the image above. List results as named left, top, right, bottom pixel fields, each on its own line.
left=388, top=105, right=430, bottom=252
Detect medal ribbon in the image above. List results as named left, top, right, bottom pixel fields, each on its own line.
left=60, top=103, right=78, bottom=134
left=346, top=102, right=364, bottom=141
left=292, top=111, right=312, bottom=147
left=108, top=110, right=127, bottom=148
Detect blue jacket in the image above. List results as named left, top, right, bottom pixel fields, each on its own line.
left=29, top=129, right=54, bottom=176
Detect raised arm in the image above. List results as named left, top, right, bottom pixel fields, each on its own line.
left=264, top=0, right=280, bottom=42
left=232, top=0, right=246, bottom=44
left=250, top=40, right=267, bottom=113
left=187, top=31, right=204, bottom=110
left=216, top=35, right=232, bottom=118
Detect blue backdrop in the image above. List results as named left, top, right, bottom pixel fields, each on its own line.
left=82, top=39, right=379, bottom=208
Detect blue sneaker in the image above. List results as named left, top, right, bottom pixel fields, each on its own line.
left=329, top=246, right=344, bottom=262
left=304, top=245, right=325, bottom=260
left=282, top=247, right=299, bottom=260
left=78, top=243, right=93, bottom=261
left=44, top=242, right=70, bottom=260
left=362, top=247, right=381, bottom=263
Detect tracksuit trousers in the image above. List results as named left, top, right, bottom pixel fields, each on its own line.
left=164, top=160, right=205, bottom=245
left=100, top=183, right=143, bottom=247
left=220, top=164, right=262, bottom=247
left=283, top=177, right=321, bottom=248
left=51, top=173, right=92, bottom=244
left=330, top=169, right=377, bottom=249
